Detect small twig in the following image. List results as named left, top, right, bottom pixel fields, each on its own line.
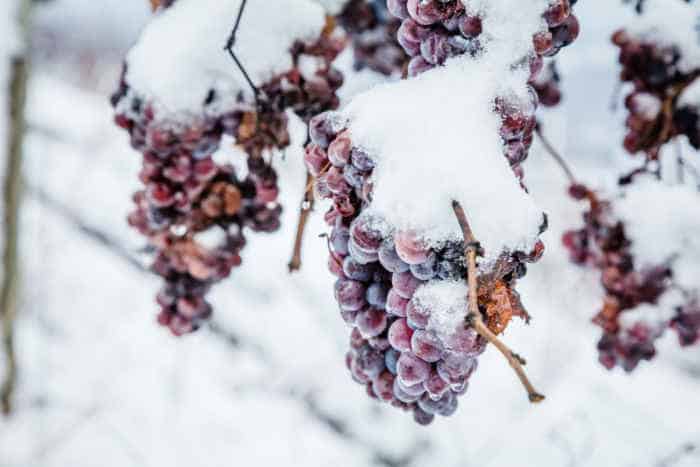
left=452, top=200, right=545, bottom=403
left=223, top=0, right=260, bottom=99
left=288, top=172, right=315, bottom=272
left=535, top=122, right=577, bottom=185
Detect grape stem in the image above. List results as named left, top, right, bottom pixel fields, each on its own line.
left=288, top=172, right=315, bottom=273
left=535, top=122, right=577, bottom=185
left=451, top=200, right=545, bottom=403
left=224, top=0, right=261, bottom=100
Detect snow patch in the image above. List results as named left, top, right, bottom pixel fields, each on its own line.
left=419, top=280, right=469, bottom=342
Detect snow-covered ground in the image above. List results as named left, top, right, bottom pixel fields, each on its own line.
left=1, top=1, right=699, bottom=466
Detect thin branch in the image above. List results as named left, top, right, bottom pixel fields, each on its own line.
left=451, top=200, right=545, bottom=403
left=535, top=122, right=577, bottom=185
left=288, top=172, right=315, bottom=273
left=223, top=0, right=260, bottom=99
left=1, top=0, right=31, bottom=416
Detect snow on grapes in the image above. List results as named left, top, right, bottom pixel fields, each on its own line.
left=123, top=0, right=329, bottom=118
left=616, top=176, right=700, bottom=298
left=340, top=57, right=543, bottom=262
left=624, top=0, right=700, bottom=73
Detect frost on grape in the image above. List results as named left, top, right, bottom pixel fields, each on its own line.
left=418, top=281, right=468, bottom=343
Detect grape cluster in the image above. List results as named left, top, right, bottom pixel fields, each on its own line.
left=337, top=0, right=409, bottom=76
left=305, top=113, right=545, bottom=424
left=562, top=184, right=700, bottom=371
left=612, top=28, right=700, bottom=157
left=388, top=0, right=579, bottom=78
left=112, top=28, right=344, bottom=335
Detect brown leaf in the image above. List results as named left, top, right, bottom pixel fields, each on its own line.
left=484, top=282, right=513, bottom=335
left=479, top=280, right=531, bottom=335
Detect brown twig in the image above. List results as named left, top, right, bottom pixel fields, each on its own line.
left=1, top=0, right=31, bottom=416
left=288, top=172, right=315, bottom=272
left=223, top=0, right=261, bottom=100
left=535, top=122, right=577, bottom=185
left=451, top=200, right=545, bottom=403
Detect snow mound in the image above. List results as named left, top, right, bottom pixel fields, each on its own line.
left=343, top=56, right=544, bottom=261
left=462, top=0, right=549, bottom=67
left=125, top=0, right=327, bottom=117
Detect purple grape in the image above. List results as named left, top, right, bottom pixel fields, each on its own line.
left=413, top=407, right=435, bottom=425
left=351, top=147, right=376, bottom=172
left=343, top=256, right=375, bottom=281
left=397, top=353, right=431, bottom=386
left=395, top=230, right=431, bottom=265
left=410, top=252, right=437, bottom=280
left=411, top=330, right=442, bottom=363
left=367, top=282, right=389, bottom=308
left=340, top=308, right=359, bottom=326
left=356, top=307, right=389, bottom=338
left=330, top=225, right=350, bottom=256
left=418, top=391, right=458, bottom=416
left=395, top=378, right=426, bottom=397
left=388, top=318, right=414, bottom=352
left=387, top=0, right=409, bottom=20
left=406, top=299, right=430, bottom=330
left=385, top=348, right=400, bottom=375
left=354, top=344, right=385, bottom=379
left=335, top=279, right=367, bottom=311
left=379, top=240, right=410, bottom=273
left=392, top=271, right=423, bottom=299
left=328, top=131, right=352, bottom=167
left=348, top=238, right=379, bottom=264
left=393, top=377, right=420, bottom=403
left=372, top=371, right=396, bottom=402
left=423, top=368, right=450, bottom=400
left=386, top=289, right=409, bottom=317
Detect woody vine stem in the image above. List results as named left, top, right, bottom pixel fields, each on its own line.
left=452, top=200, right=545, bottom=403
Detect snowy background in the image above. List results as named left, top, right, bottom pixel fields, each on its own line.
left=1, top=1, right=700, bottom=466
